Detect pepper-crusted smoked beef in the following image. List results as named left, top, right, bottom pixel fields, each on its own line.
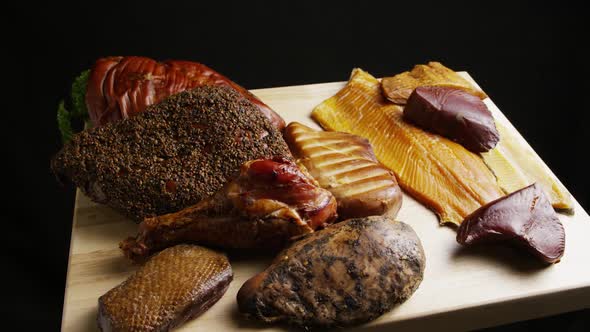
left=237, top=216, right=425, bottom=328
left=121, top=158, right=338, bottom=261
left=86, top=56, right=285, bottom=130
left=51, top=85, right=292, bottom=221
left=98, top=244, right=232, bottom=332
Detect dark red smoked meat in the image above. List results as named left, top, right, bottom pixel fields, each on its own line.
left=457, top=183, right=565, bottom=264
left=404, top=86, right=499, bottom=152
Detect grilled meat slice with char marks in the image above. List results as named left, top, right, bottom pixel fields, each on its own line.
left=87, top=56, right=285, bottom=130
left=51, top=85, right=291, bottom=221
left=237, top=216, right=425, bottom=328
left=284, top=122, right=402, bottom=219
left=98, top=244, right=232, bottom=332
left=121, top=158, right=337, bottom=261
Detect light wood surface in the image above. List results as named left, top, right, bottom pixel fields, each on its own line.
left=61, top=73, right=590, bottom=331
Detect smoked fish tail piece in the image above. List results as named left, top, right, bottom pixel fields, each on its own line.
left=481, top=120, right=574, bottom=213
left=312, top=69, right=504, bottom=225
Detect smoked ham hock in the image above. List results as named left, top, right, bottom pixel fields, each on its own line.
left=121, top=158, right=337, bottom=260
left=87, top=56, right=285, bottom=130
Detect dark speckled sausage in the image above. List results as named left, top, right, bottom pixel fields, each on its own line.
left=237, top=216, right=425, bottom=328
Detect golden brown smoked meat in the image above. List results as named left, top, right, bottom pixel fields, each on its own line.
left=284, top=122, right=402, bottom=219
left=98, top=244, right=232, bottom=332
left=120, top=158, right=337, bottom=261
left=237, top=216, right=425, bottom=328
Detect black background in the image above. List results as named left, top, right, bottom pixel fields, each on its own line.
left=6, top=1, right=589, bottom=330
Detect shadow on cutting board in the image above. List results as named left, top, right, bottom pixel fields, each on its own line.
left=229, top=304, right=302, bottom=332
left=79, top=307, right=100, bottom=332
left=451, top=244, right=549, bottom=273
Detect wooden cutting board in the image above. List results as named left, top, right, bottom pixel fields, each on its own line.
left=61, top=73, right=590, bottom=331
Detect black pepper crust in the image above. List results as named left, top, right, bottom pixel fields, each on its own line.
left=51, top=85, right=292, bottom=221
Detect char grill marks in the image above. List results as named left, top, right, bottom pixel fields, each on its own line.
left=284, top=122, right=403, bottom=219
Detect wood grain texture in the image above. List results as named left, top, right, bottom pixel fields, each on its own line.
left=61, top=73, right=590, bottom=331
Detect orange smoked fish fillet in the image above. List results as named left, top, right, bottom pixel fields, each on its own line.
left=312, top=69, right=504, bottom=225
left=481, top=120, right=573, bottom=213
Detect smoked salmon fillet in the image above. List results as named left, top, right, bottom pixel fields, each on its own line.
left=312, top=68, right=504, bottom=225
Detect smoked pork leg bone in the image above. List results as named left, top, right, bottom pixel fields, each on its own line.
left=404, top=86, right=500, bottom=153
left=98, top=244, right=232, bottom=332
left=457, top=183, right=565, bottom=264
left=284, top=122, right=402, bottom=219
left=87, top=56, right=285, bottom=130
left=237, top=216, right=425, bottom=328
left=120, top=158, right=337, bottom=261
left=51, top=85, right=291, bottom=221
